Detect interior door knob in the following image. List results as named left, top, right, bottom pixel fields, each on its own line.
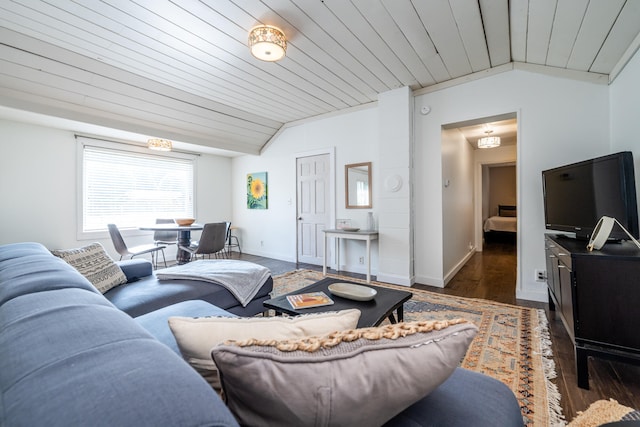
left=298, top=217, right=302, bottom=220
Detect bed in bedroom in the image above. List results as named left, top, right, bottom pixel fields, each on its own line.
left=483, top=205, right=517, bottom=242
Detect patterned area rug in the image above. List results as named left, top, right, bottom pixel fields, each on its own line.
left=272, top=269, right=565, bottom=427
left=567, top=399, right=640, bottom=426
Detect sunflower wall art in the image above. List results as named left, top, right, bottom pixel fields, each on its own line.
left=247, top=172, right=268, bottom=209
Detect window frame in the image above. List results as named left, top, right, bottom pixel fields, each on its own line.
left=76, top=136, right=197, bottom=241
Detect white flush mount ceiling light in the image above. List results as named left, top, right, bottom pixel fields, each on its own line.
left=248, top=25, right=287, bottom=62
left=477, top=129, right=501, bottom=149
left=147, top=138, right=172, bottom=151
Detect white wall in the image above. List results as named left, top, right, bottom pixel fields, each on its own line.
left=441, top=128, right=475, bottom=284
left=611, top=47, right=640, bottom=209
left=414, top=70, right=610, bottom=301
left=0, top=119, right=232, bottom=260
left=376, top=87, right=413, bottom=285
left=231, top=105, right=380, bottom=272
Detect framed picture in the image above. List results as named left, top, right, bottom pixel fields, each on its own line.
left=247, top=172, right=268, bottom=209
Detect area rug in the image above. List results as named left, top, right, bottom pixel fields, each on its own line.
left=567, top=399, right=640, bottom=426
left=272, top=269, right=565, bottom=427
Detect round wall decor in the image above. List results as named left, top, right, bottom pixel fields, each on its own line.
left=384, top=174, right=403, bottom=192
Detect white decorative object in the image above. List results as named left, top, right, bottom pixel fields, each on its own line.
left=384, top=174, right=403, bottom=192
left=587, top=216, right=640, bottom=251
left=328, top=283, right=377, bottom=301
left=366, top=212, right=375, bottom=230
left=336, top=219, right=352, bottom=229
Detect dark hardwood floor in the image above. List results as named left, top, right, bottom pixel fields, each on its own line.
left=231, top=239, right=640, bottom=421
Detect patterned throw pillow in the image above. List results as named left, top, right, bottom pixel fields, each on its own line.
left=51, top=242, right=127, bottom=293
left=168, top=309, right=361, bottom=391
left=212, top=319, right=477, bottom=427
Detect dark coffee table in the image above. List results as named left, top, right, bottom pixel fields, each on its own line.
left=263, top=277, right=413, bottom=328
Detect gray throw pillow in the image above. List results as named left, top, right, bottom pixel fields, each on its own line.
left=212, top=319, right=477, bottom=427
left=51, top=242, right=127, bottom=293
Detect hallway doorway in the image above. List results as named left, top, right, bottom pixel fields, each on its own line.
left=442, top=113, right=518, bottom=297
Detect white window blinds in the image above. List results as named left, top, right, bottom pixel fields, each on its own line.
left=81, top=140, right=194, bottom=232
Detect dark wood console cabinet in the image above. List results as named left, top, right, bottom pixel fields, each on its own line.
left=544, top=234, right=640, bottom=389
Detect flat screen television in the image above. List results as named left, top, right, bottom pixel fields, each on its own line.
left=542, top=151, right=639, bottom=240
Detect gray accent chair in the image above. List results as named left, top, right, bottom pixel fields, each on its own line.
left=107, top=223, right=166, bottom=268
left=179, top=222, right=227, bottom=261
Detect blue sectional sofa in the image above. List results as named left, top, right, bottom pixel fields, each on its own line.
left=0, top=242, right=524, bottom=426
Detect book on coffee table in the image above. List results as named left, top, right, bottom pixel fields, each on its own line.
left=287, top=291, right=334, bottom=309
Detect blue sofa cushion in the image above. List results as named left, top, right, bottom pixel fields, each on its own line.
left=136, top=300, right=237, bottom=354
left=0, top=244, right=99, bottom=306
left=384, top=368, right=524, bottom=427
left=117, top=258, right=153, bottom=282
left=0, top=286, right=239, bottom=427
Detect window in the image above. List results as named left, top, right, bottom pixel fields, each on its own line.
left=79, top=137, right=195, bottom=234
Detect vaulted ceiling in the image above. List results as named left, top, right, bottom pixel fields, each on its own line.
left=1, top=1, right=639, bottom=156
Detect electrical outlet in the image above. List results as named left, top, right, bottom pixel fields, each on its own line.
left=535, top=269, right=547, bottom=282
left=260, top=240, right=264, bottom=247
left=359, top=256, right=364, bottom=264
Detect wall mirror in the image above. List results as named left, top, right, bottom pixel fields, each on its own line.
left=345, top=162, right=372, bottom=208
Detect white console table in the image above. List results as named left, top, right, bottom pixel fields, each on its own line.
left=322, top=229, right=379, bottom=283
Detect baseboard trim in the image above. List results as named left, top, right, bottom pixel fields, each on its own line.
left=414, top=275, right=445, bottom=287
left=443, top=249, right=475, bottom=285
left=376, top=272, right=413, bottom=287
left=242, top=249, right=296, bottom=263
left=516, top=288, right=548, bottom=303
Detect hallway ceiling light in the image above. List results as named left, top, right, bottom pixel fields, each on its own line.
left=248, top=25, right=287, bottom=62
left=477, top=129, right=501, bottom=149
left=147, top=138, right=172, bottom=151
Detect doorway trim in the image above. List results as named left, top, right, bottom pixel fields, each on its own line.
left=294, top=147, right=336, bottom=265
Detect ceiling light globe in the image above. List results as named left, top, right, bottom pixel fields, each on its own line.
left=147, top=138, right=172, bottom=151
left=477, top=136, right=501, bottom=149
left=249, top=25, right=287, bottom=62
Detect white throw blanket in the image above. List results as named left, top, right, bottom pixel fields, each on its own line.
left=155, top=260, right=271, bottom=307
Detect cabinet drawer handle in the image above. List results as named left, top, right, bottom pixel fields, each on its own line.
left=557, top=265, right=566, bottom=269
left=548, top=255, right=557, bottom=258
left=558, top=252, right=568, bottom=256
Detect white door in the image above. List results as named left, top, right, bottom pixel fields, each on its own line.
left=297, top=154, right=330, bottom=265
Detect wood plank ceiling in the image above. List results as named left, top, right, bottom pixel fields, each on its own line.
left=1, top=1, right=639, bottom=155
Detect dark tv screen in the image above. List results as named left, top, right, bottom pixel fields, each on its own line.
left=542, top=151, right=639, bottom=240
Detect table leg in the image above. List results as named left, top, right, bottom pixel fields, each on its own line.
left=387, top=305, right=404, bottom=324
left=576, top=346, right=590, bottom=389
left=176, top=230, right=192, bottom=265
left=323, top=233, right=327, bottom=276
left=366, top=237, right=371, bottom=283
